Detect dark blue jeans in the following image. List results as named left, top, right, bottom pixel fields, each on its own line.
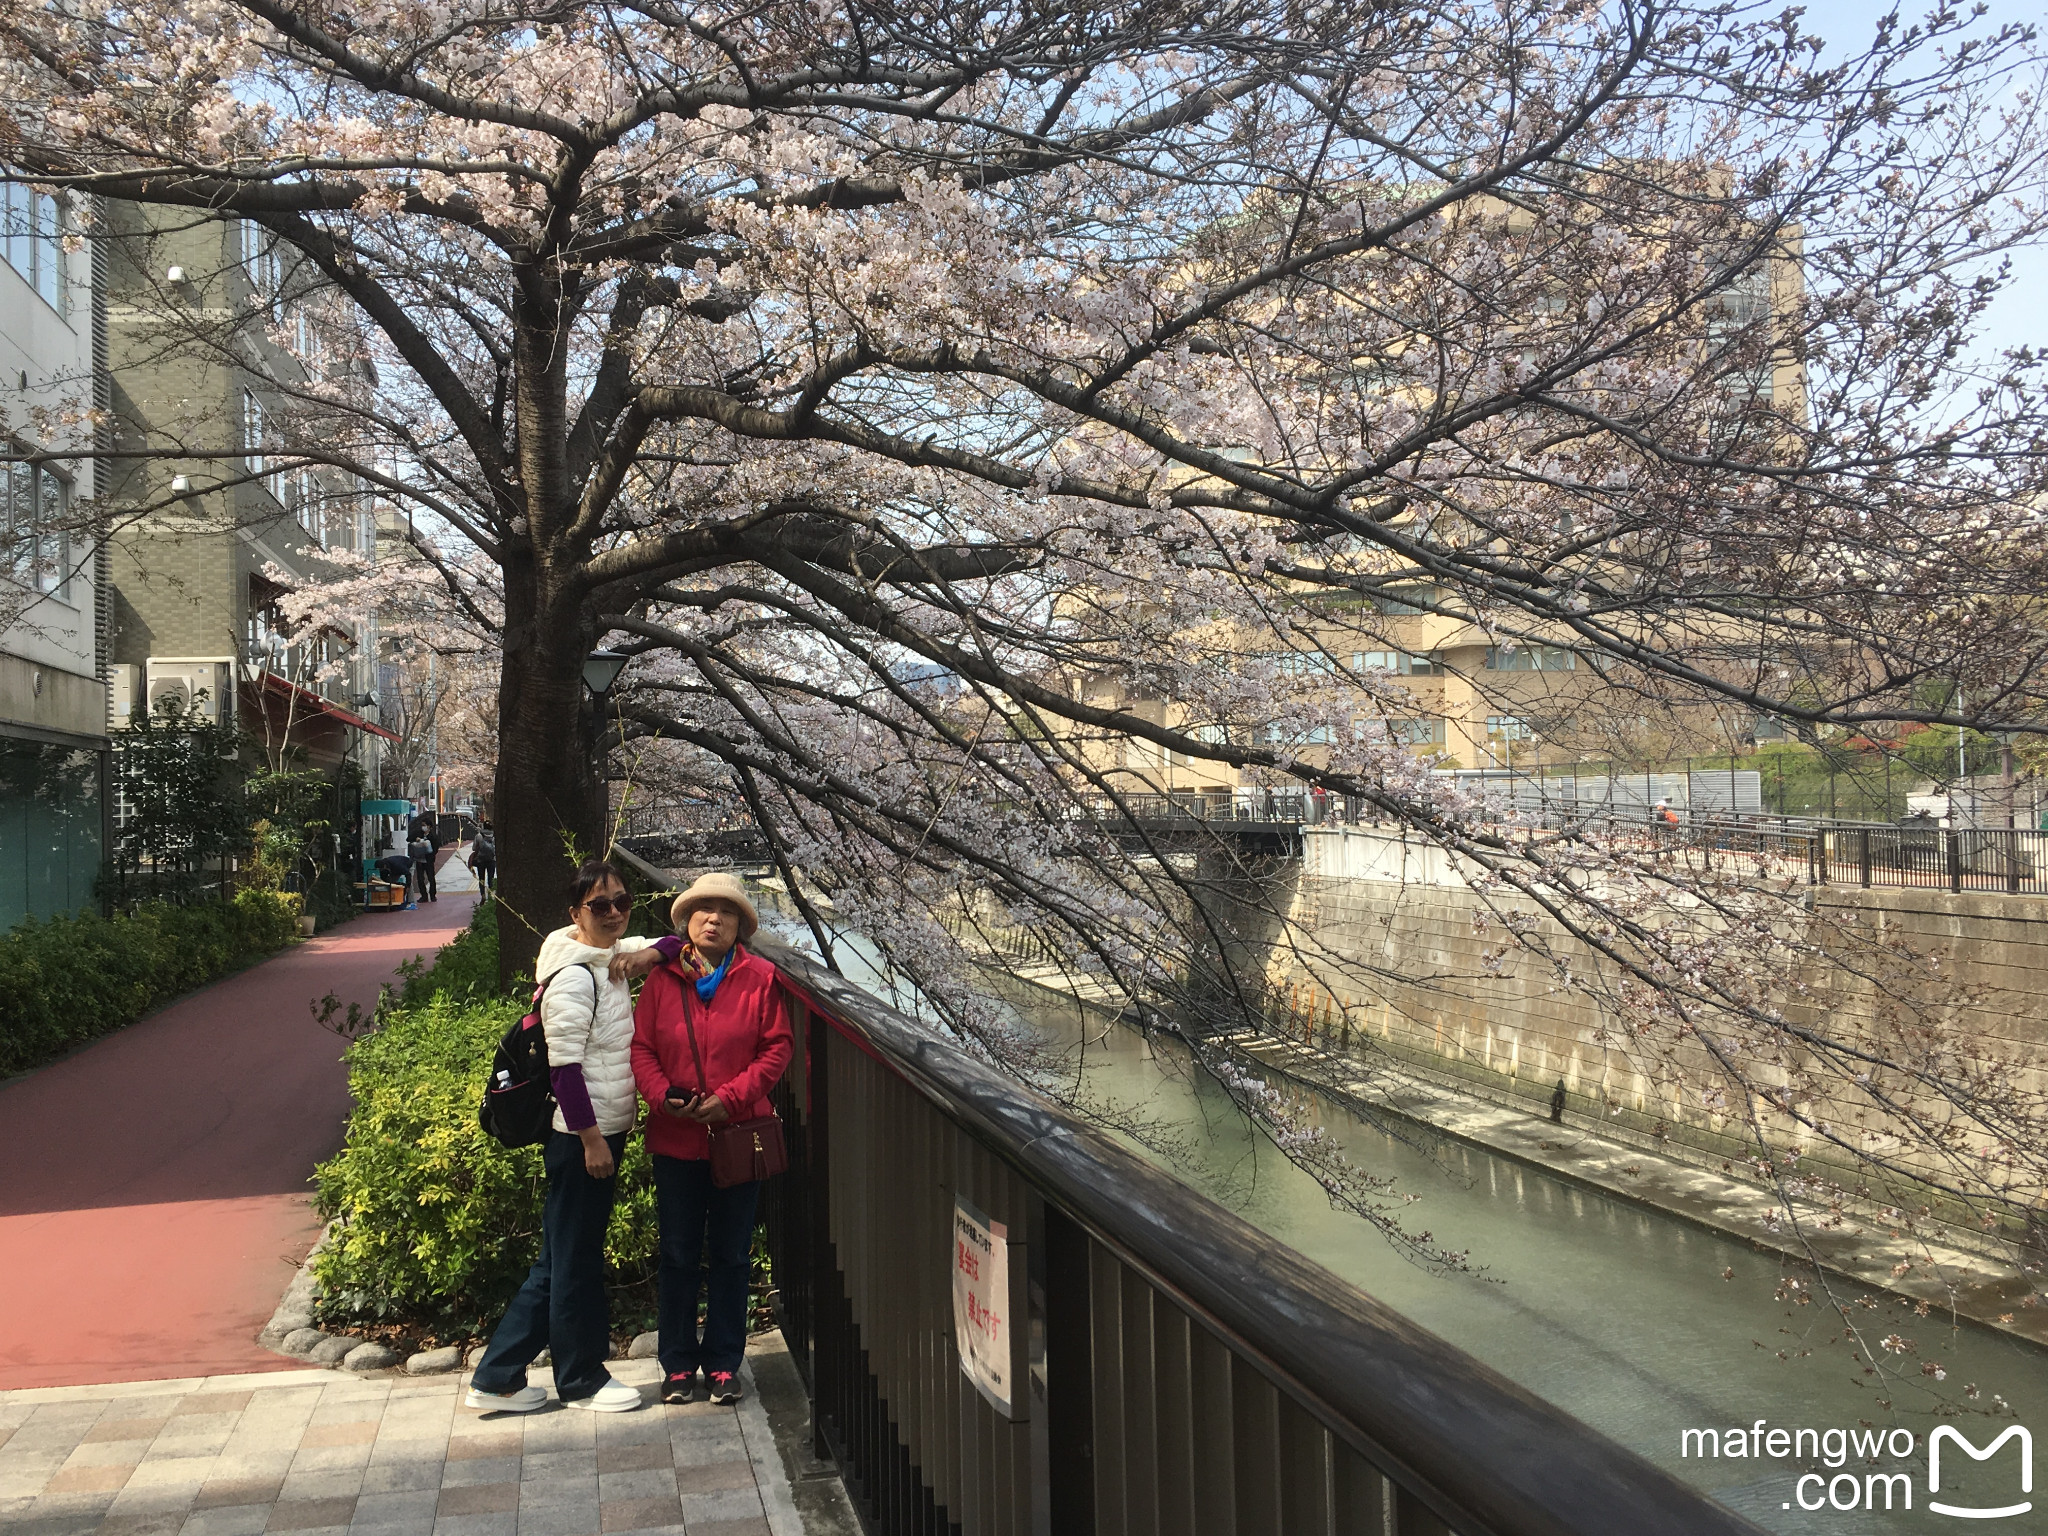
left=653, top=1155, right=760, bottom=1377
left=472, top=1130, right=626, bottom=1402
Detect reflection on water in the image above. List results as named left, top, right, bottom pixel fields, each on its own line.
left=787, top=920, right=2048, bottom=1534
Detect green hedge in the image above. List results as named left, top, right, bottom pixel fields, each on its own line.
left=312, top=901, right=663, bottom=1335
left=395, top=896, right=505, bottom=1007
left=0, top=890, right=303, bottom=1077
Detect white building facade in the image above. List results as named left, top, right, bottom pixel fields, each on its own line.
left=1, top=180, right=105, bottom=928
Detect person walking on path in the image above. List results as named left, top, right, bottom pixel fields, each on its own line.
left=467, top=860, right=677, bottom=1414
left=625, top=873, right=792, bottom=1407
left=408, top=829, right=438, bottom=902
left=467, top=820, right=497, bottom=897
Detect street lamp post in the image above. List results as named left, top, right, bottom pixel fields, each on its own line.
left=582, top=650, right=628, bottom=696
left=582, top=650, right=628, bottom=840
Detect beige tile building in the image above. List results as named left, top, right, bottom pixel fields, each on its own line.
left=101, top=206, right=391, bottom=782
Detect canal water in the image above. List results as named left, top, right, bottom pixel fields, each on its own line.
left=783, top=922, right=2048, bottom=1533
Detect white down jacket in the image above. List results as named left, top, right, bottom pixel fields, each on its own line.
left=537, top=927, right=658, bottom=1136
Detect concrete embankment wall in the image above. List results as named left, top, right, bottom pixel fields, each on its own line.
left=1247, top=828, right=2048, bottom=1195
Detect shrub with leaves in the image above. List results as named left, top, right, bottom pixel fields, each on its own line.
left=396, top=898, right=506, bottom=1008
left=0, top=890, right=303, bottom=1076
left=312, top=903, right=663, bottom=1335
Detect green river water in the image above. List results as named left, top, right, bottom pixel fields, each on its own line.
left=785, top=921, right=2048, bottom=1534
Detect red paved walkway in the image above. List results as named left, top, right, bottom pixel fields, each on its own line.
left=0, top=890, right=476, bottom=1389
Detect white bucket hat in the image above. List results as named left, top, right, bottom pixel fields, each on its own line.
left=670, top=871, right=760, bottom=940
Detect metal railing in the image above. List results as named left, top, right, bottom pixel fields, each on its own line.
left=1581, top=814, right=2047, bottom=895
left=1076, top=793, right=2047, bottom=894
left=756, top=935, right=1763, bottom=1536
left=1073, top=791, right=1313, bottom=825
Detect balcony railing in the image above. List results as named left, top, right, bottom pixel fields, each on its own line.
left=755, top=935, right=1765, bottom=1536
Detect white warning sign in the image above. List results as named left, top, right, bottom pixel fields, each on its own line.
left=952, top=1195, right=1015, bottom=1416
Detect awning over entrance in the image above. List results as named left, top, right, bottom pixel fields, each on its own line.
left=247, top=671, right=400, bottom=741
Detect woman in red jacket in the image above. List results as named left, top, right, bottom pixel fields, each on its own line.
left=630, top=872, right=792, bottom=1406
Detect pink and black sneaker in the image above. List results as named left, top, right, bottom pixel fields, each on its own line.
left=707, top=1370, right=742, bottom=1405
left=661, top=1370, right=697, bottom=1404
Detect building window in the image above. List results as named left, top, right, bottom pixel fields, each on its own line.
left=243, top=390, right=264, bottom=480
left=286, top=468, right=320, bottom=540
left=2, top=179, right=66, bottom=314
left=291, top=304, right=320, bottom=365
left=240, top=218, right=282, bottom=300
left=3, top=455, right=69, bottom=597
left=1706, top=261, right=1774, bottom=403
left=1487, top=714, right=1535, bottom=743
left=1353, top=651, right=1441, bottom=675
left=1373, top=585, right=1438, bottom=616
left=242, top=391, right=284, bottom=502
left=1485, top=644, right=1576, bottom=672
left=1261, top=651, right=1337, bottom=679
left=0, top=738, right=102, bottom=927
left=1357, top=716, right=1445, bottom=747
left=1753, top=715, right=1787, bottom=741
left=1261, top=722, right=1334, bottom=745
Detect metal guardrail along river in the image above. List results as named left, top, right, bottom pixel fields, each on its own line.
left=753, top=934, right=1767, bottom=1536
left=1079, top=794, right=2048, bottom=895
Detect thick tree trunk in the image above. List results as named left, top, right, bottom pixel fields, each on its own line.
left=491, top=293, right=607, bottom=988
left=492, top=552, right=605, bottom=987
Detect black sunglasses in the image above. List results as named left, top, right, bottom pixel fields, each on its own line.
left=580, top=895, right=633, bottom=916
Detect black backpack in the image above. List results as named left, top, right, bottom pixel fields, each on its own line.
left=479, top=965, right=595, bottom=1149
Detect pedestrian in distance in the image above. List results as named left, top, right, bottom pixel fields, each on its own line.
left=372, top=848, right=413, bottom=908
left=623, top=872, right=792, bottom=1406
left=466, top=860, right=679, bottom=1415
left=1651, top=797, right=1681, bottom=866
left=467, top=821, right=497, bottom=898
left=408, top=830, right=437, bottom=902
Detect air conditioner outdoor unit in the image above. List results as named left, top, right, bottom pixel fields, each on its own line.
left=143, top=658, right=235, bottom=725
left=108, top=664, right=140, bottom=730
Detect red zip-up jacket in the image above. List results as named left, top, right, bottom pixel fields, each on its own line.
left=631, top=944, right=793, bottom=1161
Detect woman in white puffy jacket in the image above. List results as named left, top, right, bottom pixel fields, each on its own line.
left=467, top=859, right=683, bottom=1415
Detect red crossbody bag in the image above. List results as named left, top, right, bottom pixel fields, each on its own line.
left=680, top=980, right=789, bottom=1188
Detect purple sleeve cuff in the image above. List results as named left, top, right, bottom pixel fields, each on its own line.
left=550, top=1064, right=596, bottom=1131
left=653, top=935, right=683, bottom=961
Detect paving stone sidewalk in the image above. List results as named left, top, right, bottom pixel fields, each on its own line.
left=0, top=1358, right=799, bottom=1536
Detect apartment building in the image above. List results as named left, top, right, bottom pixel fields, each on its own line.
left=1070, top=209, right=1802, bottom=800
left=1075, top=591, right=1764, bottom=806
left=0, top=178, right=105, bottom=927
left=101, top=206, right=392, bottom=787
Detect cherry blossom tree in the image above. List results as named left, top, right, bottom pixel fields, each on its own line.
left=7, top=0, right=2048, bottom=1308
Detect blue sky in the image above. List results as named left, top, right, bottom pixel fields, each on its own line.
left=1793, top=0, right=2046, bottom=358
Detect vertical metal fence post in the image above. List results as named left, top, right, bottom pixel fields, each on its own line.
left=1859, top=829, right=1872, bottom=888
left=2007, top=829, right=2022, bottom=895
left=809, top=1013, right=838, bottom=1467
left=1946, top=829, right=1963, bottom=893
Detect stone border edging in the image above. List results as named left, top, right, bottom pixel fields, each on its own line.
left=257, top=1222, right=669, bottom=1375
left=255, top=1221, right=405, bottom=1372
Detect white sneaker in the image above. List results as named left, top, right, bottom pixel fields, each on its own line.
left=465, top=1384, right=547, bottom=1412
left=567, top=1379, right=643, bottom=1413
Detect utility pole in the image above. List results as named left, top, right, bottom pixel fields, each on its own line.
left=2001, top=734, right=2016, bottom=829
left=1953, top=686, right=1967, bottom=828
